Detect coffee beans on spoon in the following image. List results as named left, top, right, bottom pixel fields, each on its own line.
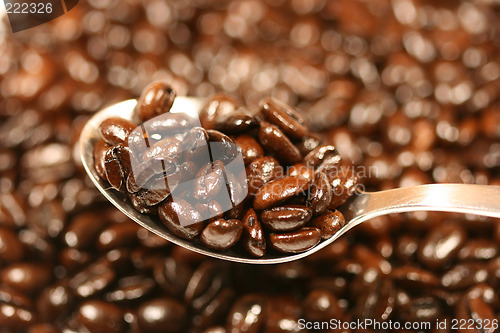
left=93, top=82, right=359, bottom=258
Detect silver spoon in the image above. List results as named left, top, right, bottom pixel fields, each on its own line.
left=80, top=97, right=500, bottom=264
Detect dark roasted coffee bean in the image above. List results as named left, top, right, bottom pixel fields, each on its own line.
left=126, top=156, right=177, bottom=194
left=77, top=300, right=126, bottom=333
left=158, top=199, right=204, bottom=240
left=0, top=227, right=24, bottom=263
left=234, top=135, right=264, bottom=165
left=328, top=166, right=361, bottom=208
left=104, top=143, right=133, bottom=192
left=258, top=121, right=302, bottom=164
left=287, top=163, right=314, bottom=182
left=352, top=245, right=392, bottom=274
left=1, top=262, right=52, bottom=294
left=241, top=208, right=266, bottom=258
left=196, top=288, right=234, bottom=329
left=193, top=160, right=226, bottom=201
left=98, top=117, right=137, bottom=146
left=457, top=239, right=498, bottom=261
left=59, top=248, right=93, bottom=273
left=134, top=179, right=171, bottom=207
left=129, top=191, right=160, bottom=215
left=260, top=97, right=308, bottom=140
left=215, top=109, right=257, bottom=133
left=64, top=213, right=107, bottom=250
left=418, top=223, right=467, bottom=270
left=0, top=303, right=37, bottom=330
left=246, top=156, right=283, bottom=196
left=70, top=260, right=116, bottom=298
left=441, top=262, right=489, bottom=290
left=303, top=289, right=342, bottom=321
left=296, top=134, right=322, bottom=157
left=307, top=172, right=333, bottom=215
left=399, top=297, right=442, bottom=322
left=37, top=281, right=73, bottom=322
left=227, top=294, right=267, bottom=333
left=310, top=209, right=345, bottom=239
left=153, top=257, right=193, bottom=296
left=137, top=298, right=187, bottom=333
left=0, top=285, right=32, bottom=309
left=352, top=272, right=395, bottom=321
left=94, top=139, right=111, bottom=180
left=395, top=234, right=419, bottom=263
left=304, top=145, right=341, bottom=169
left=254, top=175, right=310, bottom=210
left=207, top=130, right=238, bottom=161
left=260, top=205, right=312, bottom=232
left=269, top=227, right=321, bottom=254
left=391, top=266, right=440, bottom=290
left=142, top=137, right=183, bottom=161
left=97, top=223, right=140, bottom=251
left=105, top=275, right=155, bottom=304
left=183, top=127, right=210, bottom=163
left=200, top=94, right=239, bottom=130
left=136, top=81, right=176, bottom=122
left=201, top=219, right=243, bottom=251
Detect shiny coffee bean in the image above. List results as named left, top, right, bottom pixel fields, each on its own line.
left=227, top=294, right=267, bottom=333
left=137, top=298, right=187, bottom=333
left=258, top=121, right=302, bottom=164
left=129, top=191, right=161, bottom=215
left=417, top=223, right=467, bottom=270
left=94, top=139, right=111, bottom=180
left=395, top=234, right=419, bottom=263
left=287, top=163, right=314, bottom=182
left=183, top=127, right=210, bottom=162
left=307, top=172, right=333, bottom=215
left=142, top=137, right=183, bottom=161
left=207, top=130, right=238, bottom=161
left=69, top=260, right=116, bottom=298
left=457, top=239, right=498, bottom=261
left=234, top=135, right=264, bottom=165
left=158, top=199, right=204, bottom=240
left=260, top=97, right=309, bottom=140
left=352, top=272, right=395, bottom=321
left=97, top=223, right=140, bottom=251
left=98, top=117, right=137, bottom=146
left=0, top=227, right=24, bottom=263
left=126, top=156, right=177, bottom=193
left=193, top=161, right=226, bottom=201
left=1, top=262, right=52, bottom=294
left=399, top=297, right=443, bottom=322
left=136, top=81, right=176, bottom=122
left=196, top=288, right=234, bottom=329
left=214, top=109, right=257, bottom=133
left=246, top=156, right=282, bottom=196
left=0, top=285, right=32, bottom=309
left=304, top=145, right=341, bottom=169
left=200, top=94, right=239, bottom=130
left=77, top=300, right=126, bottom=333
left=391, top=266, right=440, bottom=290
left=269, top=227, right=321, bottom=254
left=64, top=213, right=106, bottom=250
left=296, top=134, right=322, bottom=157
left=254, top=175, right=310, bottom=210
left=310, top=209, right=345, bottom=239
left=37, top=281, right=73, bottom=322
left=441, top=262, right=489, bottom=290
left=0, top=303, right=37, bottom=330
left=153, top=257, right=193, bottom=297
left=328, top=166, right=362, bottom=208
left=303, top=289, right=342, bottom=321
left=260, top=205, right=312, bottom=232
left=59, top=248, right=93, bottom=273
left=201, top=219, right=243, bottom=251
left=241, top=208, right=266, bottom=258
left=104, top=143, right=133, bottom=192
left=132, top=178, right=172, bottom=207
left=105, top=275, right=155, bottom=304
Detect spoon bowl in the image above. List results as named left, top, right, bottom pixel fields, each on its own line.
left=80, top=98, right=500, bottom=264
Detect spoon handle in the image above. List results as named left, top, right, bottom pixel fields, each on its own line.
left=343, top=184, right=500, bottom=227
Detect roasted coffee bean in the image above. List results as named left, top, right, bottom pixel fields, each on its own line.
left=0, top=227, right=24, bottom=263
left=94, top=139, right=111, bottom=180
left=158, top=199, right=204, bottom=240
left=241, top=208, right=266, bottom=258
left=1, top=262, right=52, bottom=294
left=64, top=213, right=107, bottom=250
left=296, top=134, right=322, bottom=157
left=37, top=281, right=73, bottom=322
left=391, top=266, right=440, bottom=290
left=304, top=145, right=341, bottom=169
left=399, top=297, right=443, bottom=322
left=258, top=121, right=302, bottom=164
left=214, top=109, right=257, bottom=133
left=309, top=209, right=345, bottom=240
left=98, top=117, right=137, bottom=146
left=129, top=191, right=160, bottom=215
left=260, top=205, right=312, bottom=232
left=287, top=163, right=314, bottom=182
left=153, top=257, right=193, bottom=296
left=233, top=135, right=264, bottom=165
left=195, top=288, right=234, bottom=329
left=303, top=289, right=342, bottom=321
left=59, top=248, right=93, bottom=273
left=352, top=272, right=395, bottom=321
left=307, top=172, right=333, bottom=215
left=126, top=156, right=177, bottom=193
left=201, top=219, right=243, bottom=251
left=260, top=97, right=308, bottom=140
left=352, top=245, right=392, bottom=274
left=269, top=227, right=321, bottom=254
left=133, top=179, right=171, bottom=207
left=137, top=298, right=187, bottom=332
left=77, top=300, right=126, bottom=333
left=227, top=294, right=267, bottom=333
left=246, top=156, right=283, bottom=197
left=104, top=143, right=133, bottom=192
left=418, top=223, right=467, bottom=270
left=0, top=285, right=32, bottom=309
left=183, top=127, right=210, bottom=163
left=254, top=175, right=310, bottom=210
left=0, top=303, right=38, bottom=330
left=395, top=234, right=419, bottom=263
left=97, top=223, right=140, bottom=251
left=193, top=160, right=226, bottom=201
left=70, top=260, right=116, bottom=298
left=328, top=166, right=362, bottom=208
left=441, top=262, right=489, bottom=290
left=136, top=81, right=176, bottom=122
left=457, top=239, right=498, bottom=261
left=142, top=137, right=183, bottom=161
left=207, top=130, right=238, bottom=161
left=200, top=94, right=239, bottom=130
left=104, top=275, right=155, bottom=304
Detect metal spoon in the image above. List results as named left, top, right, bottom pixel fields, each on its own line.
left=80, top=98, right=500, bottom=264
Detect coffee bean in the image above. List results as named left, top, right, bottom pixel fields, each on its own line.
left=37, top=281, right=73, bottom=322
left=64, top=213, right=107, bottom=250
left=0, top=227, right=24, bottom=263
left=241, top=208, right=266, bottom=258
left=136, top=81, right=176, bottom=122
left=304, top=145, right=341, bottom=169
left=227, top=294, right=267, bottom=333
left=207, top=130, right=238, bottom=162
left=105, top=275, right=155, bottom=304
left=193, top=161, right=226, bottom=201
left=399, top=297, right=442, bottom=322
left=214, top=109, right=257, bottom=133
left=441, top=262, right=489, bottom=290
left=260, top=205, right=312, bottom=232
left=269, top=227, right=321, bottom=254
left=98, top=117, right=137, bottom=146
left=328, top=166, right=362, bottom=208
left=70, top=260, right=116, bottom=298
left=153, top=257, right=193, bottom=296
left=158, top=199, right=204, bottom=240
left=457, top=239, right=498, bottom=261
left=395, top=234, right=419, bottom=263
left=129, top=191, right=160, bottom=215
left=391, top=266, right=440, bottom=290
left=28, top=323, right=60, bottom=333
left=254, top=175, right=310, bottom=210
left=0, top=303, right=38, bottom=330
left=234, top=135, right=264, bottom=165
left=97, top=223, right=141, bottom=251
left=260, top=97, right=309, bottom=140
left=142, top=137, right=183, bottom=161
left=77, top=300, right=126, bottom=333
left=258, top=121, right=302, bottom=164
left=1, top=262, right=52, bottom=294
left=59, top=248, right=93, bottom=273
left=287, top=163, right=314, bottom=182
left=307, top=172, right=333, bottom=215
left=104, top=144, right=133, bottom=192
left=303, top=289, right=342, bottom=321
left=183, top=127, right=210, bottom=163
left=418, top=223, right=467, bottom=270
left=310, top=209, right=345, bottom=240
left=201, top=219, right=243, bottom=251
left=137, top=298, right=187, bottom=332
left=296, top=134, right=322, bottom=157
left=94, top=139, right=111, bottom=180
left=196, top=288, right=234, bottom=329
left=352, top=272, right=395, bottom=321
left=126, top=156, right=177, bottom=194
left=200, top=94, right=239, bottom=130
left=246, top=156, right=283, bottom=197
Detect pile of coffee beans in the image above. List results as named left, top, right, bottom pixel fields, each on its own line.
left=0, top=0, right=499, bottom=331
left=94, top=82, right=358, bottom=257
